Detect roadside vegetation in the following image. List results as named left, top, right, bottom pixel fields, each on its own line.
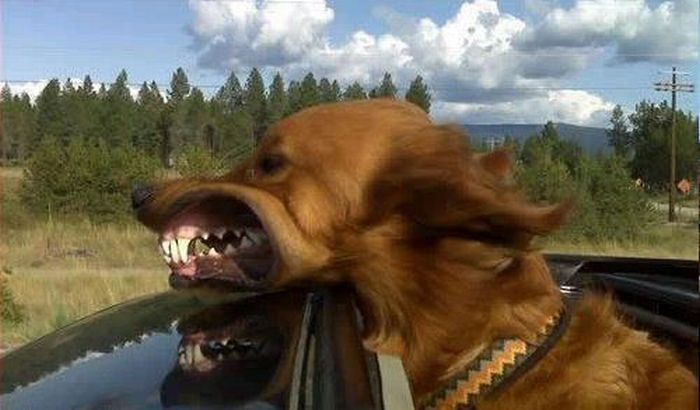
left=0, top=67, right=696, bottom=351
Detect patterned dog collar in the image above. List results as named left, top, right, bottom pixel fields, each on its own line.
left=421, top=306, right=571, bottom=410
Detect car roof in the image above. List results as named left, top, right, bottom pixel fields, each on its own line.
left=1, top=289, right=309, bottom=409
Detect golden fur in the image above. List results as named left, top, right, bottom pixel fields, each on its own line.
left=138, top=99, right=698, bottom=408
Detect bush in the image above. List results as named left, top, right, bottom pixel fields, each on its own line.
left=21, top=136, right=158, bottom=221
left=566, top=156, right=653, bottom=241
left=174, top=144, right=228, bottom=178
left=0, top=275, right=25, bottom=324
left=517, top=141, right=652, bottom=242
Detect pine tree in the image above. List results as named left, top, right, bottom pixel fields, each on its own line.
left=61, top=78, right=82, bottom=142
left=374, top=72, right=398, bottom=98
left=103, top=69, right=136, bottom=147
left=607, top=105, right=630, bottom=158
left=266, top=72, right=287, bottom=125
left=244, top=68, right=267, bottom=140
left=0, top=83, right=11, bottom=103
left=79, top=75, right=95, bottom=97
left=405, top=75, right=431, bottom=113
left=0, top=84, right=12, bottom=161
left=185, top=87, right=209, bottom=145
left=97, top=83, right=107, bottom=99
left=169, top=67, right=191, bottom=103
left=318, top=78, right=334, bottom=103
left=135, top=81, right=164, bottom=156
left=214, top=71, right=244, bottom=114
left=299, top=72, right=320, bottom=109
left=14, top=93, right=36, bottom=160
left=330, top=80, right=341, bottom=102
left=343, top=82, right=367, bottom=100
left=77, top=75, right=103, bottom=140
left=34, top=78, right=63, bottom=149
left=286, top=81, right=302, bottom=115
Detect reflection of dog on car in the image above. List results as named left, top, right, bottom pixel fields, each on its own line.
left=160, top=292, right=304, bottom=408
left=137, top=100, right=698, bottom=409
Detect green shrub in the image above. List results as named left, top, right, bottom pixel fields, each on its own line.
left=174, top=144, right=228, bottom=178
left=0, top=275, right=25, bottom=324
left=517, top=144, right=652, bottom=242
left=21, top=136, right=158, bottom=221
left=569, top=155, right=653, bottom=241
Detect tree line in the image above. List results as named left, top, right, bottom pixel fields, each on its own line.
left=1, top=65, right=696, bottom=239
left=0, top=68, right=432, bottom=166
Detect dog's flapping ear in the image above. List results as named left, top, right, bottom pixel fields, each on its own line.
left=367, top=125, right=572, bottom=249
left=477, top=148, right=513, bottom=180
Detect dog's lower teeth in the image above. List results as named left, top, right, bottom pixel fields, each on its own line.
left=224, top=244, right=236, bottom=256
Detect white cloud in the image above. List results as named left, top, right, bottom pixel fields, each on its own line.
left=181, top=0, right=693, bottom=124
left=515, top=0, right=699, bottom=63
left=434, top=89, right=615, bottom=126
left=188, top=0, right=334, bottom=71
left=5, top=80, right=50, bottom=101
left=5, top=78, right=143, bottom=102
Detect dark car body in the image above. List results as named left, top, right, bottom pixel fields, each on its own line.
left=1, top=255, right=697, bottom=409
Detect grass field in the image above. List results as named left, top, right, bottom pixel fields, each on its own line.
left=1, top=166, right=697, bottom=352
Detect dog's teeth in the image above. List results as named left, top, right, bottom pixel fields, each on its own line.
left=163, top=254, right=172, bottom=264
left=224, top=244, right=236, bottom=256
left=240, top=236, right=255, bottom=249
left=187, top=344, right=195, bottom=366
left=169, top=240, right=180, bottom=263
left=208, top=248, right=220, bottom=257
left=160, top=241, right=170, bottom=256
left=177, top=239, right=191, bottom=264
left=201, top=232, right=209, bottom=240
left=214, top=228, right=226, bottom=240
left=193, top=344, right=205, bottom=365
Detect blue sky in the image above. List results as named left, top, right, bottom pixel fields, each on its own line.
left=3, top=0, right=698, bottom=125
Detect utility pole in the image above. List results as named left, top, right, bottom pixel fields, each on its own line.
left=654, top=67, right=694, bottom=222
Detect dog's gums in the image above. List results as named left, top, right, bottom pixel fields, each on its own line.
left=157, top=197, right=274, bottom=289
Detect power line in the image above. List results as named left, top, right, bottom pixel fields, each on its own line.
left=0, top=79, right=664, bottom=92
left=653, top=66, right=694, bottom=223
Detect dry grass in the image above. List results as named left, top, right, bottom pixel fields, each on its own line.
left=1, top=167, right=170, bottom=351
left=1, top=269, right=167, bottom=350
left=0, top=166, right=697, bottom=352
left=542, top=222, right=698, bottom=260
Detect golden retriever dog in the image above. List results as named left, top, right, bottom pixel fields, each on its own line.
left=135, top=99, right=698, bottom=409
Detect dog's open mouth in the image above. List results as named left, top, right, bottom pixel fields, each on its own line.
left=158, top=195, right=275, bottom=289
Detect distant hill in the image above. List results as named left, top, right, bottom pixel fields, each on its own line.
left=463, top=123, right=610, bottom=154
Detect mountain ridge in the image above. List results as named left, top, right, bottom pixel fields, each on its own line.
left=463, top=123, right=610, bottom=154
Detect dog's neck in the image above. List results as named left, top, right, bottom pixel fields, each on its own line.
left=349, top=249, right=562, bottom=400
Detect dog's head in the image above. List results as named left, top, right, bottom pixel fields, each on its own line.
left=135, top=99, right=570, bottom=293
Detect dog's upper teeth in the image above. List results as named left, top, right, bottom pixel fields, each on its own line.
left=169, top=240, right=180, bottom=263
left=214, top=227, right=227, bottom=240
left=160, top=241, right=170, bottom=256
left=177, top=238, right=191, bottom=264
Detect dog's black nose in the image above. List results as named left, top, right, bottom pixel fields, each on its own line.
left=131, top=183, right=155, bottom=210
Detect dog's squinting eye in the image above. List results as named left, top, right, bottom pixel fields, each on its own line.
left=258, top=154, right=286, bottom=175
